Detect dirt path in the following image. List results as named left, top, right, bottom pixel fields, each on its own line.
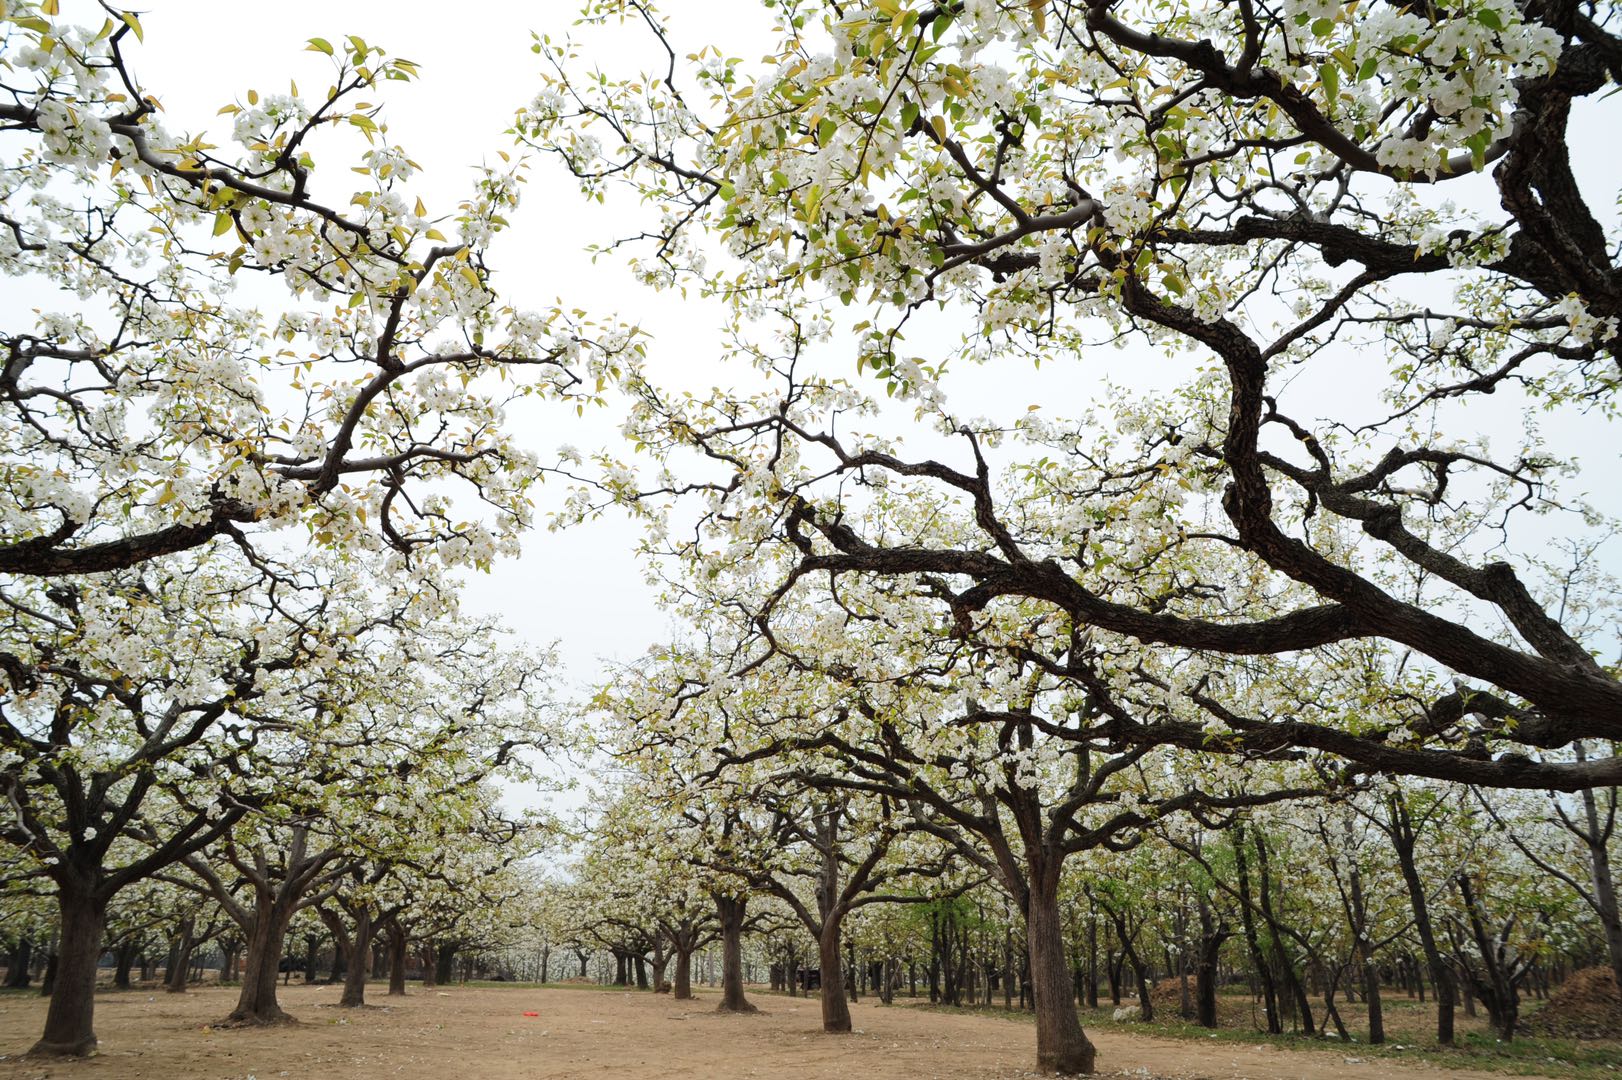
left=0, top=984, right=1525, bottom=1080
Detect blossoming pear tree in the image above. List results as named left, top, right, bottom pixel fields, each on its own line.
left=571, top=792, right=722, bottom=997
left=595, top=515, right=1341, bottom=1072
left=167, top=622, right=560, bottom=1025
left=522, top=0, right=1622, bottom=797
left=1, top=2, right=638, bottom=581
left=0, top=533, right=559, bottom=1053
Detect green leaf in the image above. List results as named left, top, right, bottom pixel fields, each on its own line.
left=212, top=212, right=233, bottom=237
left=1311, top=17, right=1334, bottom=37
left=1476, top=7, right=1504, bottom=31
left=307, top=37, right=334, bottom=55
left=1357, top=56, right=1379, bottom=82
left=1319, top=62, right=1340, bottom=102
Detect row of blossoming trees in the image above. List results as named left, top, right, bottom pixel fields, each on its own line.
left=3, top=0, right=1620, bottom=1074
left=521, top=0, right=1620, bottom=1073
left=566, top=659, right=1618, bottom=1059
left=0, top=1, right=620, bottom=1057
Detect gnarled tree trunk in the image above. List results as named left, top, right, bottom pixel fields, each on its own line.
left=30, top=891, right=107, bottom=1057
left=224, top=898, right=296, bottom=1025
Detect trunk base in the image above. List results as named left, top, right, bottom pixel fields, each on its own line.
left=29, top=1035, right=97, bottom=1058
left=1037, top=1038, right=1096, bottom=1076
left=219, top=1008, right=297, bottom=1027
left=715, top=999, right=759, bottom=1014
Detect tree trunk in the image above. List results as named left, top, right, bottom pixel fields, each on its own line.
left=1195, top=901, right=1222, bottom=1030
left=225, top=894, right=297, bottom=1025
left=818, top=921, right=852, bottom=1033
left=39, top=945, right=57, bottom=997
left=1458, top=874, right=1519, bottom=1041
left=5, top=938, right=32, bottom=988
left=421, top=944, right=437, bottom=989
left=713, top=894, right=756, bottom=1014
left=1253, top=833, right=1314, bottom=1036
left=339, top=908, right=374, bottom=1008
left=30, top=890, right=107, bottom=1057
left=650, top=946, right=669, bottom=993
left=164, top=916, right=195, bottom=994
left=220, top=940, right=241, bottom=984
left=387, top=923, right=408, bottom=997
left=1028, top=875, right=1096, bottom=1075
left=673, top=946, right=694, bottom=1000
left=1388, top=798, right=1456, bottom=1044
left=1084, top=918, right=1099, bottom=1010
left=1233, top=824, right=1281, bottom=1034
left=1347, top=859, right=1385, bottom=1045
left=112, top=942, right=136, bottom=990
left=1574, top=747, right=1622, bottom=991
left=435, top=940, right=459, bottom=985
left=326, top=935, right=344, bottom=984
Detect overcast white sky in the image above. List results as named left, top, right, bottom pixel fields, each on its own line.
left=50, top=1, right=1622, bottom=734
left=114, top=1, right=771, bottom=684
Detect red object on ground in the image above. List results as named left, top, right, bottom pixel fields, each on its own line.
left=522, top=1011, right=540, bottom=1018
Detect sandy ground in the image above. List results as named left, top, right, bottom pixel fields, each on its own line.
left=0, top=983, right=1534, bottom=1080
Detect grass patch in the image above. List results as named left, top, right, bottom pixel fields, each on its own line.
left=900, top=1000, right=1622, bottom=1079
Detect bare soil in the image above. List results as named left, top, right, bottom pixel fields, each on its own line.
left=0, top=983, right=1552, bottom=1079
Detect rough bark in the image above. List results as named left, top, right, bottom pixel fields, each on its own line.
left=1028, top=874, right=1096, bottom=1075
left=1349, top=859, right=1385, bottom=1045
left=673, top=946, right=694, bottom=999
left=225, top=901, right=297, bottom=1025
left=818, top=922, right=852, bottom=1033
left=338, top=907, right=375, bottom=1008
left=29, top=891, right=107, bottom=1057
left=386, top=922, right=408, bottom=997
left=1458, top=874, right=1519, bottom=1041
left=713, top=894, right=756, bottom=1014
